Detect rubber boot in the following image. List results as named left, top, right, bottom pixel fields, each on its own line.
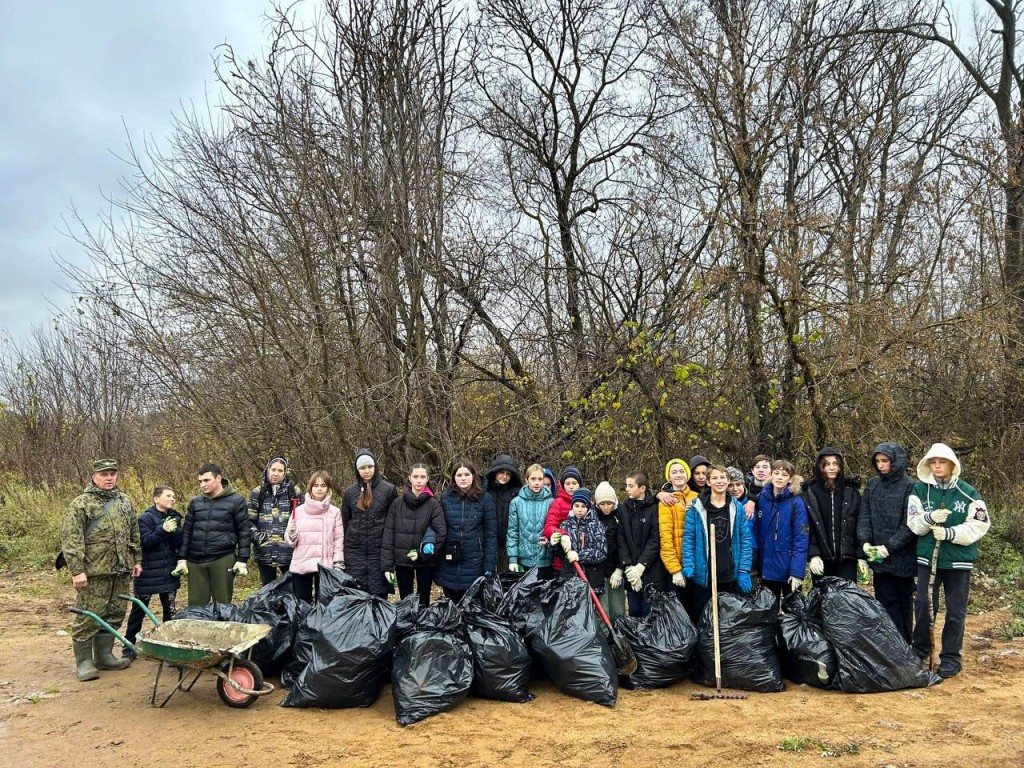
left=73, top=639, right=99, bottom=681
left=94, top=633, right=130, bottom=670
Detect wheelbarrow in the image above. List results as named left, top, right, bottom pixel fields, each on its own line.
left=69, top=594, right=275, bottom=708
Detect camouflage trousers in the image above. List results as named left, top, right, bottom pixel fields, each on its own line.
left=72, top=573, right=131, bottom=641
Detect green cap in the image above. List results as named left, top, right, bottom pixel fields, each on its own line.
left=91, top=458, right=119, bottom=472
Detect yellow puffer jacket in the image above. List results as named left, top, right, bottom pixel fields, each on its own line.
left=659, top=458, right=697, bottom=575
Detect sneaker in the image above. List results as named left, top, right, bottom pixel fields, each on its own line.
left=937, top=663, right=960, bottom=679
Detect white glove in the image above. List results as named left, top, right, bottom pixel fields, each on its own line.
left=162, top=517, right=178, bottom=533
left=509, top=562, right=522, bottom=573
left=809, top=556, right=824, bottom=576
left=172, top=559, right=188, bottom=576
left=407, top=549, right=419, bottom=562
left=566, top=550, right=579, bottom=564
left=875, top=545, right=889, bottom=560
left=285, top=522, right=298, bottom=541
left=624, top=563, right=645, bottom=583
left=560, top=535, right=573, bottom=553
left=609, top=568, right=623, bottom=589
left=385, top=571, right=396, bottom=585
left=857, top=559, right=869, bottom=580
left=862, top=542, right=873, bottom=555
left=788, top=576, right=803, bottom=593
left=672, top=571, right=686, bottom=587
left=231, top=561, right=248, bottom=576
left=549, top=531, right=562, bottom=547
left=333, top=561, right=345, bottom=570
left=928, top=508, right=951, bottom=524
left=628, top=574, right=644, bottom=592
left=932, top=525, right=954, bottom=542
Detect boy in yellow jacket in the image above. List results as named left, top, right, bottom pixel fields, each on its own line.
left=657, top=458, right=697, bottom=604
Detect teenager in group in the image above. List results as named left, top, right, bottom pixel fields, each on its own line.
left=594, top=481, right=625, bottom=622
left=543, top=466, right=582, bottom=572
left=753, top=460, right=809, bottom=603
left=681, top=465, right=754, bottom=623
left=747, top=455, right=772, bottom=500
left=341, top=449, right=397, bottom=598
left=655, top=458, right=695, bottom=605
left=381, top=463, right=447, bottom=609
left=285, top=470, right=344, bottom=603
left=858, top=442, right=918, bottom=642
left=437, top=461, right=497, bottom=603
left=123, top=486, right=182, bottom=660
left=506, top=463, right=554, bottom=576
left=726, top=466, right=756, bottom=519
left=542, top=469, right=556, bottom=493
left=557, top=488, right=607, bottom=592
left=802, top=448, right=862, bottom=584
left=617, top=470, right=667, bottom=617
left=484, top=454, right=523, bottom=572
left=907, top=443, right=991, bottom=678
left=248, top=455, right=298, bottom=586
left=687, top=455, right=711, bottom=496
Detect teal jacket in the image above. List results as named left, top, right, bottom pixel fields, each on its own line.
left=506, top=485, right=554, bottom=568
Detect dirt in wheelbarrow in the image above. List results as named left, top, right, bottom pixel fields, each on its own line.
left=1, top=571, right=1023, bottom=768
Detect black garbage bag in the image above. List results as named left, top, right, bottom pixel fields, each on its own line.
left=616, top=588, right=697, bottom=689
left=693, top=588, right=785, bottom=693
left=813, top=577, right=939, bottom=693
left=239, top=582, right=309, bottom=678
left=459, top=575, right=505, bottom=615
left=497, top=567, right=557, bottom=640
left=170, top=602, right=247, bottom=622
left=394, top=593, right=422, bottom=637
left=532, top=578, right=617, bottom=706
left=281, top=591, right=397, bottom=708
left=317, top=565, right=362, bottom=605
left=392, top=600, right=474, bottom=725
left=777, top=591, right=836, bottom=688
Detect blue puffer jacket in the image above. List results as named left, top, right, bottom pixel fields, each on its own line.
left=437, top=488, right=497, bottom=591
left=681, top=492, right=752, bottom=589
left=506, top=485, right=553, bottom=568
left=754, top=482, right=810, bottom=582
left=134, top=505, right=183, bottom=596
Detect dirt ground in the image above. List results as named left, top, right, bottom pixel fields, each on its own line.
left=1, top=572, right=1022, bottom=768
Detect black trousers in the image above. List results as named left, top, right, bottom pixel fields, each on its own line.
left=291, top=571, right=320, bottom=604
left=125, top=592, right=176, bottom=644
left=442, top=586, right=466, bottom=604
left=810, top=559, right=857, bottom=587
left=873, top=572, right=915, bottom=643
left=761, top=578, right=798, bottom=608
left=257, top=562, right=289, bottom=586
left=397, top=566, right=435, bottom=609
left=912, top=566, right=970, bottom=671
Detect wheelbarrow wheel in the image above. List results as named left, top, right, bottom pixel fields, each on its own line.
left=216, top=658, right=264, bottom=709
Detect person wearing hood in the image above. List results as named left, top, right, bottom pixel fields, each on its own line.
left=248, top=455, right=299, bottom=586
left=285, top=470, right=344, bottom=602
left=484, top=454, right=523, bottom=572
left=655, top=458, right=696, bottom=604
left=175, top=462, right=251, bottom=606
left=542, top=468, right=556, bottom=493
left=507, top=463, right=554, bottom=575
left=617, top=470, right=667, bottom=617
left=340, top=449, right=397, bottom=598
left=381, top=463, right=447, bottom=609
left=746, top=455, right=772, bottom=500
left=543, top=466, right=583, bottom=572
left=907, top=443, right=991, bottom=678
left=753, top=459, right=809, bottom=602
left=801, top=447, right=863, bottom=585
left=61, top=459, right=141, bottom=681
left=687, top=454, right=711, bottom=496
left=857, top=442, right=918, bottom=642
left=556, top=488, right=608, bottom=593
left=437, top=460, right=497, bottom=602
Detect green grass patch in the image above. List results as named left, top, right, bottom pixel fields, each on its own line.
left=777, top=737, right=859, bottom=757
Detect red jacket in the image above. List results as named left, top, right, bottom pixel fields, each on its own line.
left=543, top=486, right=574, bottom=571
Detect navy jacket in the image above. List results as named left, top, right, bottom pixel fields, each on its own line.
left=436, top=488, right=497, bottom=592
left=134, top=505, right=183, bottom=596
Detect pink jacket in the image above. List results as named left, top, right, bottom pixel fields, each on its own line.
left=285, top=495, right=344, bottom=574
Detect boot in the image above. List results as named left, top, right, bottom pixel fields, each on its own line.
left=93, top=633, right=130, bottom=670
left=73, top=639, right=99, bottom=681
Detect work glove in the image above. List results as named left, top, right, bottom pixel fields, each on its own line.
left=231, top=561, right=248, bottom=576
left=509, top=562, right=522, bottom=573
left=161, top=517, right=178, bottom=533
left=672, top=571, right=686, bottom=587
left=874, top=545, right=889, bottom=560
left=609, top=568, right=623, bottom=589
left=254, top=530, right=271, bottom=546
left=862, top=542, right=873, bottom=556
left=566, top=550, right=579, bottom=564
left=927, top=508, right=951, bottom=524
left=809, top=556, right=824, bottom=576
left=407, top=549, right=419, bottom=562
left=172, top=559, right=188, bottom=576
left=549, top=531, right=562, bottom=547
left=738, top=572, right=752, bottom=593
left=628, top=574, right=644, bottom=592
left=788, top=576, right=803, bottom=593
left=422, top=543, right=435, bottom=556
left=932, top=525, right=954, bottom=542
left=385, top=571, right=396, bottom=586
left=333, top=561, right=345, bottom=570
left=857, top=559, right=870, bottom=581
left=285, top=522, right=298, bottom=541
left=560, top=536, right=573, bottom=553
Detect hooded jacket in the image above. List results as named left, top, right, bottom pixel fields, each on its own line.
left=561, top=507, right=608, bottom=592
left=907, top=443, right=990, bottom=570
left=179, top=479, right=251, bottom=564
left=507, top=484, right=554, bottom=568
left=659, top=458, right=698, bottom=576
left=484, top=455, right=523, bottom=550
left=381, top=487, right=447, bottom=570
left=802, top=447, right=862, bottom=563
left=856, top=442, right=918, bottom=577
left=437, top=486, right=498, bottom=592
left=754, top=479, right=809, bottom=582
left=285, top=494, right=344, bottom=574
left=687, top=454, right=710, bottom=495
left=682, top=490, right=753, bottom=589
left=617, top=491, right=668, bottom=588
left=341, top=449, right=398, bottom=595
left=134, top=504, right=183, bottom=596
left=248, top=460, right=298, bottom=568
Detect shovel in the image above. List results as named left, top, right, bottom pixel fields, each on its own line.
left=571, top=560, right=637, bottom=675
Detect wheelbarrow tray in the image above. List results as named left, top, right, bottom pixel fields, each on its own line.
left=137, top=620, right=271, bottom=668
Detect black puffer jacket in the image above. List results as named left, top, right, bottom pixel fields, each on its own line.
left=179, top=481, right=251, bottom=564
left=340, top=449, right=397, bottom=596
left=484, top=454, right=523, bottom=550
left=802, top=447, right=862, bottom=563
left=381, top=488, right=447, bottom=570
left=134, top=505, right=183, bottom=596
left=598, top=507, right=620, bottom=578
left=857, top=442, right=917, bottom=578
left=618, top=492, right=667, bottom=588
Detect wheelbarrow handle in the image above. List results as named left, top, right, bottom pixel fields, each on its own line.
left=119, top=593, right=162, bottom=627
left=69, top=607, right=139, bottom=655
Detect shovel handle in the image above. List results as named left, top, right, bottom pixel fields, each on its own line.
left=571, top=560, right=615, bottom=632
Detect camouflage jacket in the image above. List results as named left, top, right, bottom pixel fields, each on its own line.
left=60, top=484, right=141, bottom=576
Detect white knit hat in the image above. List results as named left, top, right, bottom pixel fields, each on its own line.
left=916, top=443, right=961, bottom=484
left=593, top=481, right=618, bottom=506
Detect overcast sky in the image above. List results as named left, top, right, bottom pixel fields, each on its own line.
left=0, top=1, right=283, bottom=344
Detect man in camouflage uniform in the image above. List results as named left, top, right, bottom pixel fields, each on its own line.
left=61, top=459, right=142, bottom=681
